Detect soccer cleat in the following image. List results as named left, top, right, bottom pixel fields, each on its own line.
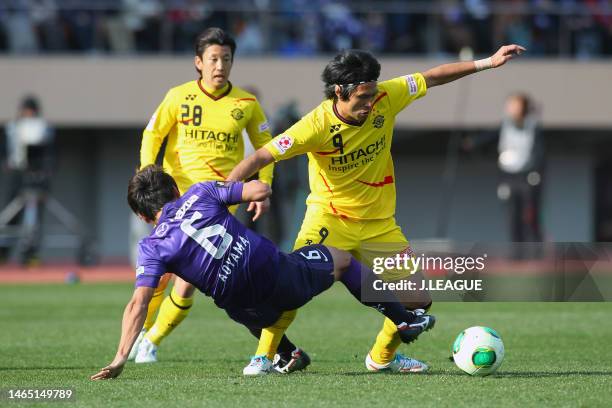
left=365, top=352, right=429, bottom=373
left=134, top=338, right=158, bottom=363
left=243, top=355, right=273, bottom=376
left=273, top=348, right=311, bottom=374
left=397, top=314, right=436, bottom=344
left=128, top=329, right=146, bottom=361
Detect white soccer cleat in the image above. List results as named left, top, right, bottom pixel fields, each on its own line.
left=134, top=338, right=158, bottom=364
left=128, top=329, right=146, bottom=361
left=365, top=352, right=429, bottom=373
left=243, top=355, right=273, bottom=376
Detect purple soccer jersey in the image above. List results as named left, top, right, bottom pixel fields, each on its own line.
left=135, top=181, right=280, bottom=308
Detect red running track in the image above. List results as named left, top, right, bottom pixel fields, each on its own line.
left=0, top=264, right=134, bottom=283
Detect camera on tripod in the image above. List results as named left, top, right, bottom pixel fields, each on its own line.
left=13, top=117, right=54, bottom=190
left=1, top=96, right=94, bottom=265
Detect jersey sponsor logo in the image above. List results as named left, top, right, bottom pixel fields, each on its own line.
left=135, top=266, right=145, bottom=277
left=405, top=75, right=418, bottom=95
left=145, top=113, right=157, bottom=131
left=258, top=121, right=270, bottom=132
left=231, top=108, right=244, bottom=120
left=272, top=135, right=294, bottom=154
left=184, top=129, right=240, bottom=144
left=174, top=194, right=199, bottom=220
left=329, top=124, right=341, bottom=133
left=155, top=222, right=169, bottom=237
left=372, top=115, right=385, bottom=128
left=328, top=135, right=386, bottom=172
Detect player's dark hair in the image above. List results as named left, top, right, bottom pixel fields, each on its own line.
left=20, top=95, right=40, bottom=115
left=127, top=165, right=179, bottom=222
left=194, top=27, right=236, bottom=77
left=322, top=50, right=381, bottom=101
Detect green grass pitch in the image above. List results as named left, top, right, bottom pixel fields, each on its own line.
left=2, top=283, right=611, bottom=407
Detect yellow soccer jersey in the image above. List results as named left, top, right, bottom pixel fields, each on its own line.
left=141, top=80, right=274, bottom=194
left=264, top=74, right=427, bottom=220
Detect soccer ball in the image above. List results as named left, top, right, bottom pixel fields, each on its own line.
left=451, top=326, right=504, bottom=376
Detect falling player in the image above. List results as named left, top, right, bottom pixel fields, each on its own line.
left=90, top=165, right=434, bottom=380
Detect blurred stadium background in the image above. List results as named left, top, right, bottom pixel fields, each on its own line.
left=1, top=0, right=611, bottom=267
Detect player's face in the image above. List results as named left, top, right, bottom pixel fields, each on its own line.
left=337, top=82, right=378, bottom=122
left=195, top=44, right=233, bottom=90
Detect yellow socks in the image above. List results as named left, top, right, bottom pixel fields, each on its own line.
left=143, top=273, right=170, bottom=330
left=145, top=287, right=194, bottom=346
left=143, top=286, right=165, bottom=331
left=369, top=317, right=401, bottom=365
left=255, top=310, right=297, bottom=359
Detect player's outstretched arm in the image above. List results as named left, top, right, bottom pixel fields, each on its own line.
left=91, top=286, right=154, bottom=380
left=228, top=148, right=275, bottom=221
left=227, top=147, right=275, bottom=183
left=423, top=44, right=525, bottom=88
left=241, top=180, right=272, bottom=203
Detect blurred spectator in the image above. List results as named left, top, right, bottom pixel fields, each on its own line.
left=360, top=12, right=387, bottom=52
left=126, top=0, right=162, bottom=52
left=104, top=0, right=135, bottom=53
left=581, top=0, right=612, bottom=57
left=440, top=0, right=475, bottom=56
left=60, top=5, right=100, bottom=51
left=319, top=1, right=362, bottom=52
left=494, top=1, right=535, bottom=54
left=384, top=5, right=427, bottom=54
left=32, top=0, right=66, bottom=51
left=233, top=15, right=265, bottom=55
left=2, top=2, right=38, bottom=53
left=168, top=1, right=227, bottom=52
left=0, top=0, right=611, bottom=57
left=278, top=23, right=315, bottom=56
left=497, top=93, right=544, bottom=244
left=568, top=10, right=603, bottom=59
left=465, top=0, right=493, bottom=54
left=1, top=95, right=54, bottom=263
left=531, top=0, right=560, bottom=55
left=585, top=0, right=612, bottom=55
